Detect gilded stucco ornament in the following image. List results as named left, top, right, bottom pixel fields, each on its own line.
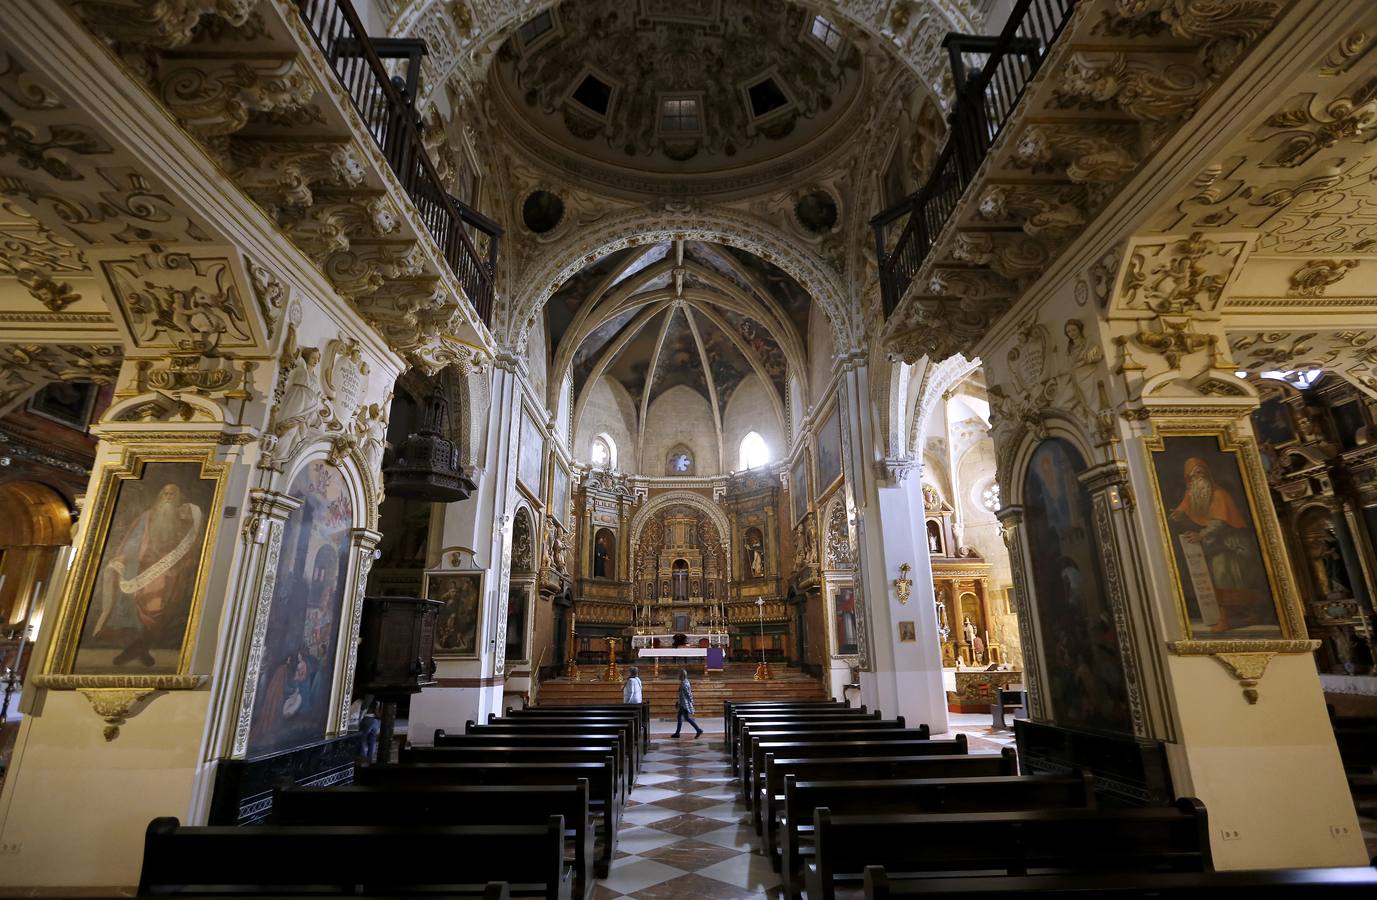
left=1287, top=259, right=1359, bottom=296
left=31, top=673, right=208, bottom=741
left=1169, top=640, right=1320, bottom=704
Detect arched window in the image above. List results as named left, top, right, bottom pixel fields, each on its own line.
left=590, top=434, right=616, bottom=469
left=739, top=431, right=770, bottom=470
left=980, top=481, right=1002, bottom=513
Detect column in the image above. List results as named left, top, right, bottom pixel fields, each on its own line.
left=838, top=355, right=948, bottom=732
left=409, top=354, right=518, bottom=738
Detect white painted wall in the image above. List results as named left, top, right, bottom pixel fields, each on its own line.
left=574, top=376, right=638, bottom=471
left=722, top=374, right=784, bottom=473
left=642, top=385, right=720, bottom=476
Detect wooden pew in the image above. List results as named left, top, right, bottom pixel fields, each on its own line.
left=760, top=749, right=1017, bottom=838
left=511, top=705, right=649, bottom=753
left=137, top=815, right=572, bottom=898
left=734, top=714, right=893, bottom=779
left=727, top=703, right=865, bottom=754
left=740, top=722, right=921, bottom=793
left=731, top=708, right=875, bottom=760
left=491, top=713, right=642, bottom=772
left=756, top=736, right=973, bottom=834
left=475, top=717, right=639, bottom=772
left=355, top=761, right=620, bottom=876
left=862, top=864, right=1377, bottom=899
left=274, top=782, right=597, bottom=898
left=777, top=773, right=1095, bottom=897
left=465, top=721, right=636, bottom=782
left=401, top=745, right=626, bottom=797
left=725, top=700, right=855, bottom=749
left=805, top=799, right=1211, bottom=900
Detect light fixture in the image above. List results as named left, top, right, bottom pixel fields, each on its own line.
left=894, top=562, right=912, bottom=605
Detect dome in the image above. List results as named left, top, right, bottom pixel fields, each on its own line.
left=490, top=0, right=876, bottom=196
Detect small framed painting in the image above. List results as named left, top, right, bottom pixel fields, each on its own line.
left=898, top=621, right=917, bottom=643
left=424, top=571, right=484, bottom=658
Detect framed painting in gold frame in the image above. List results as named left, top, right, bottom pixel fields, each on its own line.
left=1143, top=425, right=1304, bottom=643
left=44, top=448, right=227, bottom=678
left=424, top=570, right=484, bottom=659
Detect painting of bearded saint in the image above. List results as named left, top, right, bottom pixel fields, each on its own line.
left=75, top=462, right=214, bottom=673
left=1153, top=436, right=1281, bottom=638
left=1022, top=439, right=1133, bottom=734
left=246, top=461, right=354, bottom=757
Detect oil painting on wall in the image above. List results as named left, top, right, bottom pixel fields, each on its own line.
left=427, top=571, right=483, bottom=658
left=790, top=454, right=809, bottom=524
left=517, top=406, right=544, bottom=496
left=506, top=585, right=529, bottom=662
left=246, top=461, right=353, bottom=757
left=833, top=585, right=859, bottom=656
left=816, top=404, right=842, bottom=494
left=550, top=460, right=570, bottom=526
left=72, top=461, right=217, bottom=674
left=1150, top=434, right=1283, bottom=639
left=1022, top=439, right=1132, bottom=734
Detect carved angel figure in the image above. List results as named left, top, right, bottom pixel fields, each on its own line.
left=354, top=402, right=387, bottom=475
left=274, top=346, right=324, bottom=438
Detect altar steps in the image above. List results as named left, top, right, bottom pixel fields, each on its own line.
left=535, top=663, right=827, bottom=718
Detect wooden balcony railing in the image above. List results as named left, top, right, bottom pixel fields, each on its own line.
left=295, top=0, right=501, bottom=328
left=871, top=0, right=1076, bottom=319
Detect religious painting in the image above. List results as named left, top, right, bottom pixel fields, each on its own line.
left=550, top=459, right=571, bottom=526
left=425, top=571, right=483, bottom=658
left=790, top=454, right=809, bottom=524
left=744, top=527, right=766, bottom=579
left=1250, top=396, right=1296, bottom=447
left=246, top=461, right=354, bottom=757
left=1149, top=433, right=1284, bottom=639
left=832, top=585, right=859, bottom=656
left=593, top=527, right=615, bottom=578
left=898, top=621, right=917, bottom=643
left=1022, top=439, right=1133, bottom=733
left=506, top=585, right=529, bottom=662
left=816, top=403, right=843, bottom=495
left=68, top=460, right=219, bottom=675
left=517, top=406, right=545, bottom=497
left=27, top=380, right=97, bottom=430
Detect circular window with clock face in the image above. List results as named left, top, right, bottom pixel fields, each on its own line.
left=666, top=447, right=694, bottom=475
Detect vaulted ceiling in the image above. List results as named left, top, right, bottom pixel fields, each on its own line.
left=547, top=239, right=811, bottom=450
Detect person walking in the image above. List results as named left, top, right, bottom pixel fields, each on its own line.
left=623, top=666, right=643, bottom=704
left=671, top=668, right=703, bottom=738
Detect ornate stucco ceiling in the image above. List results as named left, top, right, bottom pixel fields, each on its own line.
left=486, top=0, right=914, bottom=196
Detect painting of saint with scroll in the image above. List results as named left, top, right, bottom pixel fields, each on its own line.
left=1151, top=435, right=1281, bottom=638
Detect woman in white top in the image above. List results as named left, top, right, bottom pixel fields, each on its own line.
left=623, top=666, right=643, bottom=704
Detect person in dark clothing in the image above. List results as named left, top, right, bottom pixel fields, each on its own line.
left=671, top=668, right=703, bottom=738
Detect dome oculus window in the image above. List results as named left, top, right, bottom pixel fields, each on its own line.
left=571, top=72, right=613, bottom=117
left=739, top=431, right=770, bottom=470
left=659, top=96, right=701, bottom=134
left=517, top=10, right=556, bottom=48
left=808, top=15, right=843, bottom=53
left=667, top=447, right=694, bottom=475
left=746, top=77, right=790, bottom=119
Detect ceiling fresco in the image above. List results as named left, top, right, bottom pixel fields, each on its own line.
left=545, top=245, right=640, bottom=349
left=491, top=0, right=865, bottom=179
left=708, top=303, right=788, bottom=402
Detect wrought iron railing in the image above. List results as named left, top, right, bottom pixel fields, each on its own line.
left=872, top=0, right=1076, bottom=318
left=295, top=0, right=501, bottom=328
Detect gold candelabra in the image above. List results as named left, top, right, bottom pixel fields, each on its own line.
left=564, top=610, right=579, bottom=681
left=753, top=596, right=771, bottom=681
left=604, top=637, right=622, bottom=683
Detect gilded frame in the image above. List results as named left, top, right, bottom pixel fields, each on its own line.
left=43, top=446, right=229, bottom=678
left=1142, top=422, right=1311, bottom=665
left=423, top=569, right=485, bottom=659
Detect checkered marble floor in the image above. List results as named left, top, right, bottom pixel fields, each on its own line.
left=595, top=731, right=782, bottom=900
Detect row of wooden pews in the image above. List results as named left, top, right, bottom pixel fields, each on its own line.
left=136, top=702, right=650, bottom=898
left=724, top=699, right=1377, bottom=900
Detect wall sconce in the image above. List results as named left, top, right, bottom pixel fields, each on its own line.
left=894, top=562, right=912, bottom=605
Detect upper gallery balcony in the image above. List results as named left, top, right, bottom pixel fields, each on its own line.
left=872, top=0, right=1288, bottom=364
left=61, top=0, right=502, bottom=368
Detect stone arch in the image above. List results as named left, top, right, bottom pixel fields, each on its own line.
left=908, top=353, right=981, bottom=456
left=1000, top=413, right=1099, bottom=509
left=504, top=205, right=858, bottom=352
left=628, top=490, right=733, bottom=582
left=0, top=480, right=73, bottom=548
